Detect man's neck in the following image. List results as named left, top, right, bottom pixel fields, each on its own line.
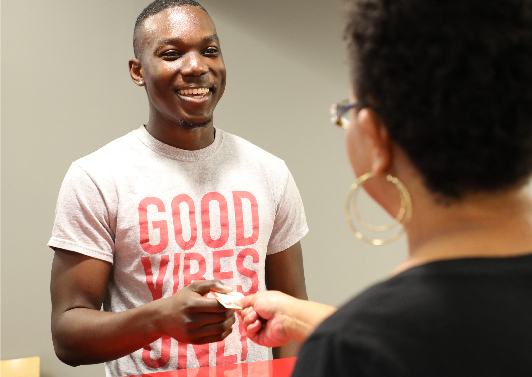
left=145, top=121, right=215, bottom=150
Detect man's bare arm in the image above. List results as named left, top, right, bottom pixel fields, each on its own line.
left=51, top=248, right=235, bottom=366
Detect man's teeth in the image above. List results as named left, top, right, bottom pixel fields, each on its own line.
left=178, top=88, right=210, bottom=96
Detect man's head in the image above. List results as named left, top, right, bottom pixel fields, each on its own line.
left=344, top=0, right=532, bottom=200
left=133, top=0, right=208, bottom=58
left=129, top=0, right=226, bottom=130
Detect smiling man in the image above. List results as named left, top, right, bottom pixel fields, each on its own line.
left=48, top=1, right=308, bottom=376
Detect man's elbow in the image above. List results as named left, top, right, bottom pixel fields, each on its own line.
left=53, top=341, right=83, bottom=367
left=51, top=328, right=88, bottom=367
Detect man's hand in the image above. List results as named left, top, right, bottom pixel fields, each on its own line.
left=155, top=280, right=236, bottom=344
left=51, top=248, right=237, bottom=365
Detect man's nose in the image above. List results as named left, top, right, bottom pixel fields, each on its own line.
left=181, top=52, right=208, bottom=76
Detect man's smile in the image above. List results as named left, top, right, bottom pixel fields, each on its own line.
left=177, top=87, right=211, bottom=100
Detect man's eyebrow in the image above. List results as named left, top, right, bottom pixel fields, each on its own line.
left=203, top=34, right=219, bottom=43
left=156, top=34, right=220, bottom=46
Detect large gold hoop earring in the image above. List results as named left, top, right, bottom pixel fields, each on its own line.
left=345, top=172, right=412, bottom=246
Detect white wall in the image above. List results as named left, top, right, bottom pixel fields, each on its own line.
left=1, top=1, right=408, bottom=376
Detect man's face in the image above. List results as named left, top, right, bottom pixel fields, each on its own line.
left=135, top=6, right=226, bottom=128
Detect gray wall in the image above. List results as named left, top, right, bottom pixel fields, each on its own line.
left=1, top=1, right=408, bottom=376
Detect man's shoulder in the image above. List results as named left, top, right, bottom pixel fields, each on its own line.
left=221, top=130, right=285, bottom=165
left=74, top=129, right=140, bottom=167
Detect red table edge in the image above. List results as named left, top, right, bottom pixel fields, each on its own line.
left=127, top=357, right=297, bottom=377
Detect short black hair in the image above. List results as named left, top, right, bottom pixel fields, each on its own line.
left=133, top=0, right=209, bottom=57
left=345, top=0, right=532, bottom=200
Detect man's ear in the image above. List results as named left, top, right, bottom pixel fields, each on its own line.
left=129, top=58, right=145, bottom=86
left=356, top=108, right=392, bottom=176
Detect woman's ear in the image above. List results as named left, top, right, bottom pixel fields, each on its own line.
left=356, top=108, right=392, bottom=176
left=129, top=58, right=145, bottom=86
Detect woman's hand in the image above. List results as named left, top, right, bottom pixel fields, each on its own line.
left=239, top=291, right=299, bottom=347
left=239, top=291, right=338, bottom=347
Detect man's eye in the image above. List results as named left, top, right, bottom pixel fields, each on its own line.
left=204, top=47, right=219, bottom=56
left=161, top=50, right=181, bottom=59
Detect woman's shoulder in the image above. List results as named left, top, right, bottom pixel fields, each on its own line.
left=312, top=275, right=417, bottom=337
left=312, top=254, right=532, bottom=342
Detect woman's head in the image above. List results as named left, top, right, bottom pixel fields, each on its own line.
left=344, top=0, right=532, bottom=200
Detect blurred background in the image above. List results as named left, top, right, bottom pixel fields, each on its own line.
left=1, top=0, right=410, bottom=376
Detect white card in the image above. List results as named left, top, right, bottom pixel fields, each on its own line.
left=212, top=291, right=245, bottom=309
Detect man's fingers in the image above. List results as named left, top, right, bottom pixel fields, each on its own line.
left=189, top=280, right=233, bottom=296
left=187, top=314, right=236, bottom=343
left=191, top=325, right=234, bottom=345
left=180, top=282, right=235, bottom=314
left=181, top=308, right=236, bottom=330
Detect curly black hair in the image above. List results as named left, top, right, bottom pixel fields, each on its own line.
left=345, top=0, right=532, bottom=200
left=133, top=0, right=208, bottom=57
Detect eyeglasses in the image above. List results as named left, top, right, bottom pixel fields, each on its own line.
left=329, top=100, right=359, bottom=129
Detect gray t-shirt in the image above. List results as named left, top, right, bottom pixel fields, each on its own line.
left=49, top=127, right=308, bottom=377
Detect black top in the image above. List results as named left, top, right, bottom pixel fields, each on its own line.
left=292, top=254, right=532, bottom=377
